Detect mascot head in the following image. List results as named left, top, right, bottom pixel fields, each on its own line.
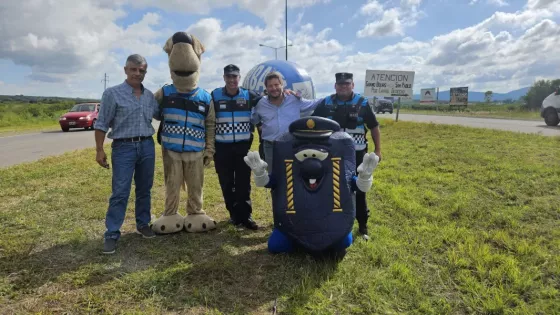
left=163, top=31, right=205, bottom=92
left=288, top=117, right=341, bottom=192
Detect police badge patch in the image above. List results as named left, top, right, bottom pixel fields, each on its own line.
left=236, top=98, right=247, bottom=107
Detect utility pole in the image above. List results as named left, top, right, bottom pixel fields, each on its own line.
left=285, top=0, right=288, bottom=60
left=101, top=73, right=109, bottom=90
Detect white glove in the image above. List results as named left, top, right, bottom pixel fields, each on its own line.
left=244, top=151, right=270, bottom=187
left=356, top=152, right=379, bottom=192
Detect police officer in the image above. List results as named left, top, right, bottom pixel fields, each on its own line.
left=211, top=64, right=262, bottom=230
left=311, top=72, right=382, bottom=240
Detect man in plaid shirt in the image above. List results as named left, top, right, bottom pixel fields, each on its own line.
left=94, top=54, right=160, bottom=254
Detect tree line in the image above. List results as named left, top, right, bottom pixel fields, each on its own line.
left=522, top=78, right=560, bottom=110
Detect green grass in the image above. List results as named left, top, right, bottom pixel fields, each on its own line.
left=0, top=102, right=73, bottom=134
left=397, top=103, right=542, bottom=120
left=0, top=120, right=559, bottom=314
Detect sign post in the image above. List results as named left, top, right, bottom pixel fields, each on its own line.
left=396, top=97, right=401, bottom=122
left=436, top=87, right=439, bottom=111
left=363, top=70, right=415, bottom=122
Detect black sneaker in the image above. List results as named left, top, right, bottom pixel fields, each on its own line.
left=136, top=225, right=156, bottom=239
left=238, top=217, right=259, bottom=230
left=358, top=223, right=370, bottom=241
left=103, top=238, right=117, bottom=254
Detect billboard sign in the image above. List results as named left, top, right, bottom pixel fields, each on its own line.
left=364, top=70, right=415, bottom=99
left=449, top=87, right=468, bottom=105
left=420, top=88, right=436, bottom=104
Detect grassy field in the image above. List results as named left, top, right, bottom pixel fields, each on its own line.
left=0, top=102, right=74, bottom=134
left=396, top=103, right=542, bottom=121
left=0, top=120, right=559, bottom=314
left=0, top=101, right=544, bottom=136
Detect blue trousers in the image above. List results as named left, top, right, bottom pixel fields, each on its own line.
left=268, top=228, right=353, bottom=254
left=104, top=138, right=155, bottom=240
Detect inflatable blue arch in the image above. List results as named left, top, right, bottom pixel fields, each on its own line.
left=242, top=60, right=316, bottom=99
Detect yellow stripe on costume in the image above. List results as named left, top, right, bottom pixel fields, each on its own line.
left=332, top=158, right=341, bottom=211
left=285, top=159, right=295, bottom=214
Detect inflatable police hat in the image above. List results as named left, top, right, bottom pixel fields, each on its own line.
left=224, top=64, right=240, bottom=76
left=335, top=72, right=353, bottom=83
left=289, top=116, right=341, bottom=140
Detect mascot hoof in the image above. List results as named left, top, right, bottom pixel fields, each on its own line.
left=151, top=214, right=184, bottom=234
left=184, top=214, right=217, bottom=233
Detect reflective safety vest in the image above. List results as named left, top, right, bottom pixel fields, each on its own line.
left=211, top=87, right=252, bottom=143
left=323, top=93, right=367, bottom=151
left=160, top=84, right=211, bottom=153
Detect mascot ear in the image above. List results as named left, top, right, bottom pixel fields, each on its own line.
left=163, top=36, right=174, bottom=55
left=190, top=34, right=205, bottom=58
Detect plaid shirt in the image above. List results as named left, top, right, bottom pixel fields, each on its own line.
left=94, top=80, right=160, bottom=139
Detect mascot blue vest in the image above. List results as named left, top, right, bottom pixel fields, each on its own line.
left=157, top=84, right=212, bottom=152
left=256, top=117, right=358, bottom=255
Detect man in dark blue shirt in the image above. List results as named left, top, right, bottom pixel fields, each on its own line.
left=312, top=72, right=382, bottom=240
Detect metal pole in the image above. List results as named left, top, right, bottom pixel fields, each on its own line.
left=275, top=48, right=278, bottom=60
left=285, top=0, right=288, bottom=60
left=436, top=87, right=439, bottom=111
left=396, top=97, right=401, bottom=122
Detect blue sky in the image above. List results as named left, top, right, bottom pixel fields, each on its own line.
left=0, top=0, right=559, bottom=99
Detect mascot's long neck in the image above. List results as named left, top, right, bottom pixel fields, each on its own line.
left=173, top=77, right=198, bottom=94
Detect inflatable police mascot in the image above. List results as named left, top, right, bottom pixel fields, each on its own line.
left=151, top=31, right=218, bottom=234
left=244, top=116, right=379, bottom=256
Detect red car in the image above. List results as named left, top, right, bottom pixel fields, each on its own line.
left=59, top=103, right=100, bottom=132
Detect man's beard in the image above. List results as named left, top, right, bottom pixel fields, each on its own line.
left=268, top=91, right=282, bottom=100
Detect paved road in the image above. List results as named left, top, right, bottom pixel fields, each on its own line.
left=0, top=128, right=108, bottom=169
left=1, top=116, right=559, bottom=169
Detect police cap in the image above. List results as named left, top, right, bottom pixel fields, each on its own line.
left=224, top=64, right=240, bottom=76
left=289, top=116, right=341, bottom=140
left=335, top=72, right=353, bottom=84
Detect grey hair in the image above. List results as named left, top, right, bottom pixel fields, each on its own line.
left=125, top=54, right=147, bottom=67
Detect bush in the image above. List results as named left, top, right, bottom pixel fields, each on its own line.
left=0, top=101, right=75, bottom=128
left=523, top=78, right=560, bottom=110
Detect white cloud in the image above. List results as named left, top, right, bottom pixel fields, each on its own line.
left=357, top=9, right=405, bottom=38
left=128, top=0, right=330, bottom=28
left=526, top=0, right=560, bottom=10
left=1, top=0, right=560, bottom=100
left=0, top=0, right=169, bottom=86
left=357, top=0, right=425, bottom=38
left=360, top=0, right=383, bottom=16
left=471, top=0, right=509, bottom=6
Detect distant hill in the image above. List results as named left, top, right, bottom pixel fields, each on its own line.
left=413, top=87, right=530, bottom=102
left=0, top=95, right=100, bottom=104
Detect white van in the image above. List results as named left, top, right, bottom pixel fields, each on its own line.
left=541, top=89, right=560, bottom=126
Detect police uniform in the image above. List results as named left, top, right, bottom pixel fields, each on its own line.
left=211, top=64, right=261, bottom=229
left=311, top=72, right=379, bottom=237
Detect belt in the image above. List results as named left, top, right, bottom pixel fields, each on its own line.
left=114, top=136, right=152, bottom=142
left=263, top=140, right=275, bottom=144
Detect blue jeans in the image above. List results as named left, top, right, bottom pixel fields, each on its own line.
left=104, top=138, right=155, bottom=240
left=268, top=229, right=353, bottom=254
left=263, top=140, right=274, bottom=174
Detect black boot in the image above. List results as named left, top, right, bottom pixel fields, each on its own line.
left=358, top=222, right=369, bottom=241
